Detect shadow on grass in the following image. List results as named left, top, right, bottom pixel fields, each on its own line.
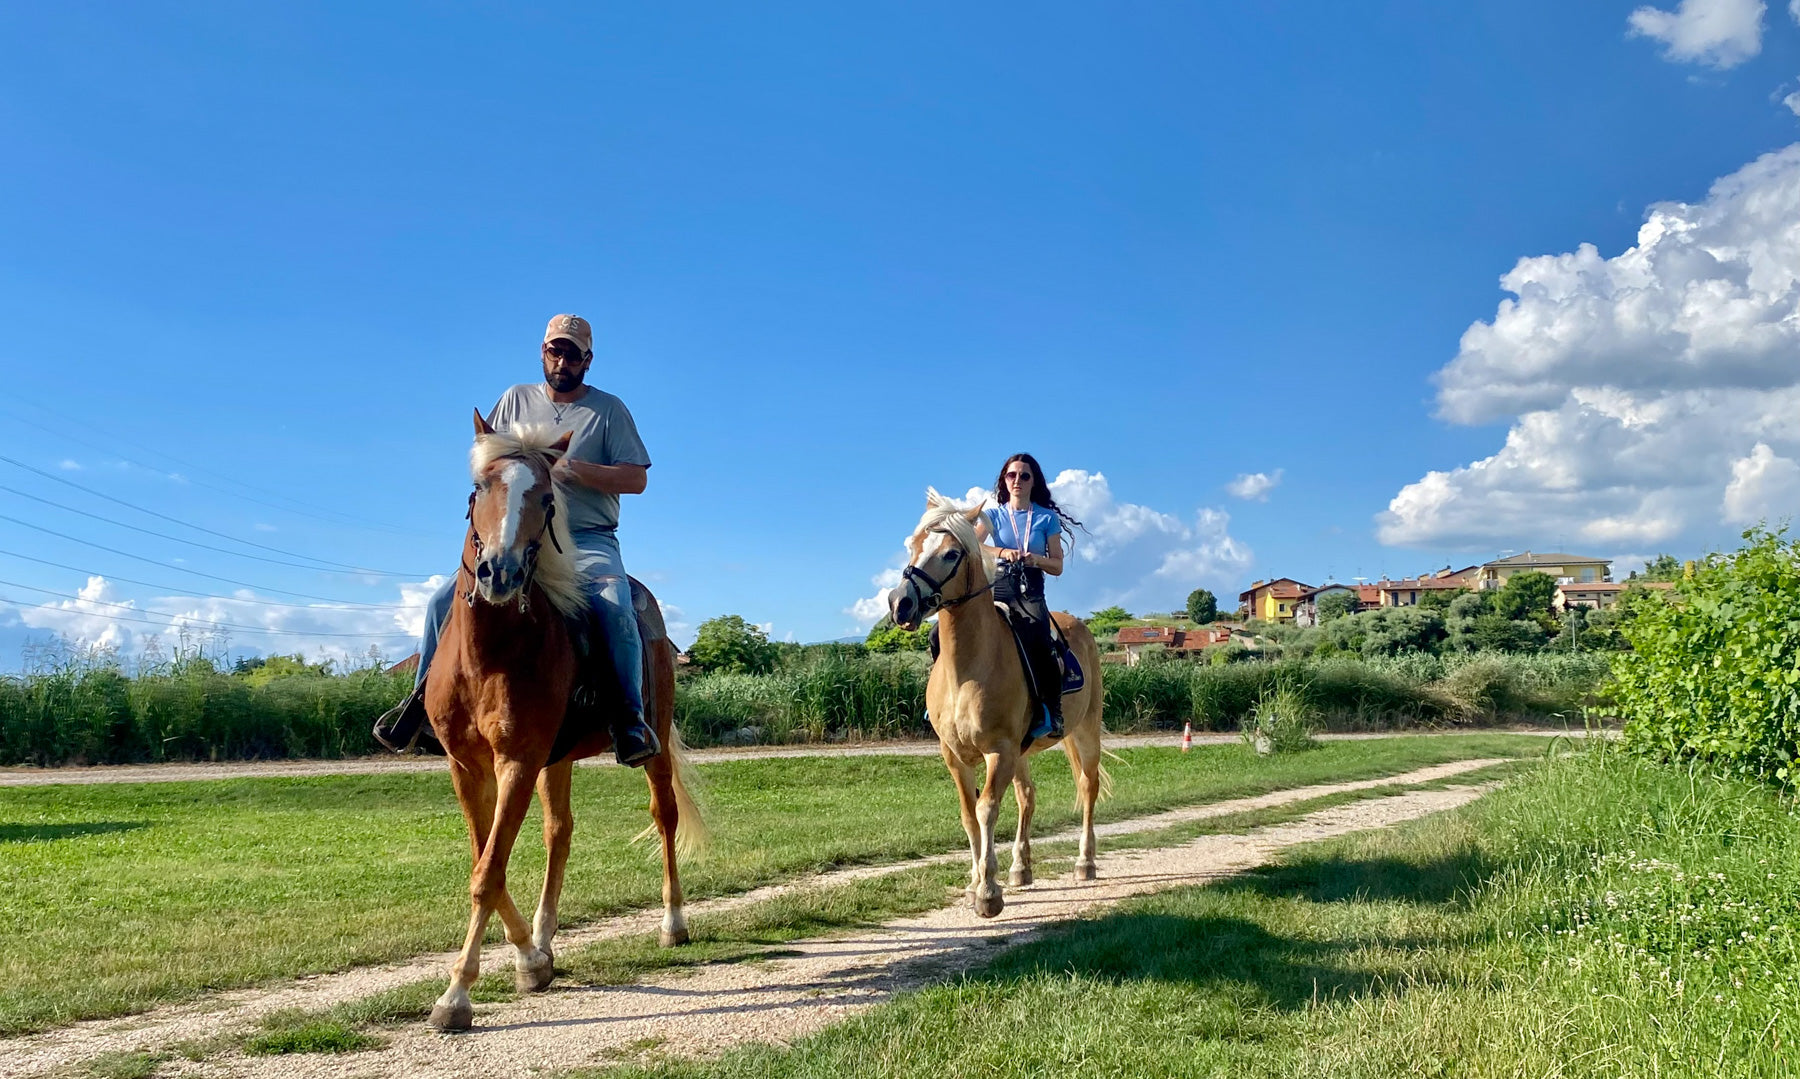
left=968, top=846, right=1501, bottom=1012
left=0, top=820, right=146, bottom=844
left=1216, top=845, right=1493, bottom=906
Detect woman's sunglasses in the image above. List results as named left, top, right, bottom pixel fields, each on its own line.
left=1005, top=470, right=1033, bottom=482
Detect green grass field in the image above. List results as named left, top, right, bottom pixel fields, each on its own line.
left=0, top=734, right=1544, bottom=1036
left=584, top=744, right=1799, bottom=1079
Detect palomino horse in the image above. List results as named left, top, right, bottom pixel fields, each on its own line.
left=423, top=412, right=705, bottom=1032
left=889, top=489, right=1109, bottom=918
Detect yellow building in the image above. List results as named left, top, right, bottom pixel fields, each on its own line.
left=1477, top=551, right=1611, bottom=590
left=1237, top=578, right=1311, bottom=623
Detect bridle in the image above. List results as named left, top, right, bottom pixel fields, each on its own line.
left=900, top=527, right=1001, bottom=616
left=460, top=475, right=564, bottom=612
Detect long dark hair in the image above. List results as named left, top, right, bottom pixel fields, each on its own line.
left=992, top=452, right=1083, bottom=536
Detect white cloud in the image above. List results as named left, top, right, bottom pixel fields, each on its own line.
left=1380, top=144, right=1800, bottom=553
left=10, top=574, right=441, bottom=669
left=1225, top=469, right=1283, bottom=501
left=58, top=459, right=81, bottom=471
left=1723, top=442, right=1800, bottom=522
left=1628, top=0, right=1765, bottom=68
left=1790, top=0, right=1800, bottom=23
left=1034, top=469, right=1252, bottom=613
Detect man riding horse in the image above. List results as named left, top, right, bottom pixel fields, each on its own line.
left=375, top=313, right=662, bottom=767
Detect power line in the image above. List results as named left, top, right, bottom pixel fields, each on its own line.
left=0, top=579, right=418, bottom=638
left=0, top=403, right=441, bottom=539
left=0, top=479, right=431, bottom=578
left=0, top=513, right=435, bottom=605
left=0, top=547, right=423, bottom=610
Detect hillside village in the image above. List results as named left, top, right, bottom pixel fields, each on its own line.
left=1101, top=550, right=1679, bottom=666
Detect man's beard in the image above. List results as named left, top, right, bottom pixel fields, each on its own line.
left=543, top=362, right=583, bottom=393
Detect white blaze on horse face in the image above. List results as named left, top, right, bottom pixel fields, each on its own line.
left=495, top=460, right=535, bottom=555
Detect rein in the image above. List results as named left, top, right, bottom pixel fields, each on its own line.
left=904, top=527, right=1001, bottom=614
left=461, top=483, right=563, bottom=611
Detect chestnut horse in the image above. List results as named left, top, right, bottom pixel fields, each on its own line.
left=424, top=412, right=705, bottom=1032
left=889, top=489, right=1109, bottom=918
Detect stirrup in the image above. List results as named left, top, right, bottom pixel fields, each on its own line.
left=611, top=715, right=662, bottom=768
left=1027, top=703, right=1061, bottom=743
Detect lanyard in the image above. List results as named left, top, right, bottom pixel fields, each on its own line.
left=1009, top=505, right=1035, bottom=555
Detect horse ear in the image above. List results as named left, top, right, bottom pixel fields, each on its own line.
left=547, top=431, right=572, bottom=458
left=962, top=504, right=983, bottom=522
left=473, top=409, right=495, bottom=437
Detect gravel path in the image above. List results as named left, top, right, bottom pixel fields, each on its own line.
left=2, top=757, right=1508, bottom=1078
left=0, top=729, right=1599, bottom=787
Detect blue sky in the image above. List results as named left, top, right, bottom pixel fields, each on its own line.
left=4, top=0, right=1800, bottom=664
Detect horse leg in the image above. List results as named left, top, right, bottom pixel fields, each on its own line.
left=943, top=747, right=983, bottom=897
left=646, top=751, right=688, bottom=946
left=518, top=759, right=575, bottom=992
left=972, top=749, right=1016, bottom=918
left=1066, top=726, right=1101, bottom=881
left=1008, top=757, right=1036, bottom=888
left=430, top=759, right=544, bottom=1030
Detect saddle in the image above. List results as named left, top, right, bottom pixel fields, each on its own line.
left=992, top=600, right=1085, bottom=701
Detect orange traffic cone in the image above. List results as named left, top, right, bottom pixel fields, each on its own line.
left=1181, top=721, right=1192, bottom=753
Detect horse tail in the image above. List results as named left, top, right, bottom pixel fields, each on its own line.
left=665, top=724, right=710, bottom=858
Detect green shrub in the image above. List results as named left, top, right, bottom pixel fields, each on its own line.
left=1612, top=528, right=1800, bottom=781
left=1240, top=681, right=1317, bottom=753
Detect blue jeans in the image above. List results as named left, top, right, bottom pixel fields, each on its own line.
left=414, top=529, right=646, bottom=717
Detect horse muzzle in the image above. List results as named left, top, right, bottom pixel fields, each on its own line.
left=889, top=581, right=937, bottom=631
left=474, top=551, right=529, bottom=606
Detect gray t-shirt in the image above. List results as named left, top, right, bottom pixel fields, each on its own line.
left=487, top=383, right=651, bottom=533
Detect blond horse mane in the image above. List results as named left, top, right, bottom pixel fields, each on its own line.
left=469, top=424, right=586, bottom=619
left=908, top=487, right=997, bottom=584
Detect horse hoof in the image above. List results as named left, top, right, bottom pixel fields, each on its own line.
left=1073, top=863, right=1097, bottom=882
left=428, top=1001, right=474, bottom=1032
left=973, top=890, right=1005, bottom=919
left=1009, top=867, right=1033, bottom=887
left=659, top=926, right=690, bottom=948
left=515, top=949, right=555, bottom=993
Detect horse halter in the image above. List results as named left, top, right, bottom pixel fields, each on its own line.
left=901, top=528, right=998, bottom=615
left=460, top=478, right=564, bottom=612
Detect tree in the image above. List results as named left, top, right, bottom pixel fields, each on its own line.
left=865, top=616, right=931, bottom=653
left=687, top=615, right=779, bottom=674
left=1184, top=588, right=1218, bottom=624
left=1085, top=606, right=1132, bottom=636
left=1495, top=571, right=1557, bottom=620
left=1417, top=586, right=1469, bottom=612
left=1637, top=553, right=1684, bottom=581
left=1315, top=591, right=1358, bottom=623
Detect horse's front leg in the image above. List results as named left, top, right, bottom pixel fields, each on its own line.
left=1009, top=757, right=1037, bottom=888
left=431, top=758, right=547, bottom=1030
left=973, top=748, right=1016, bottom=918
left=943, top=745, right=983, bottom=896
left=522, top=759, right=576, bottom=990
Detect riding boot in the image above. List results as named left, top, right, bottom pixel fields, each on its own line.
left=1027, top=642, right=1065, bottom=742
left=372, top=682, right=443, bottom=755
left=610, top=711, right=661, bottom=768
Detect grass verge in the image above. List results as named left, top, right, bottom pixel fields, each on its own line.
left=0, top=733, right=1548, bottom=1035
left=578, top=742, right=1797, bottom=1078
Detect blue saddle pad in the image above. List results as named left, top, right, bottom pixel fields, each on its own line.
left=1058, top=641, right=1085, bottom=695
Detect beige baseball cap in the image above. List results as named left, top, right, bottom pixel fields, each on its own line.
left=543, top=314, right=593, bottom=354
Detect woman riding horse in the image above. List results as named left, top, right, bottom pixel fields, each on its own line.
left=974, top=452, right=1079, bottom=740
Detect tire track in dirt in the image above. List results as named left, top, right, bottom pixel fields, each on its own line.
left=3, top=757, right=1507, bottom=1079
